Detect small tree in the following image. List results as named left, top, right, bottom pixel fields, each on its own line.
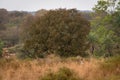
left=22, top=9, right=90, bottom=58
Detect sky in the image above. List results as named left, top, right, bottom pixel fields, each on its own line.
left=0, top=0, right=98, bottom=11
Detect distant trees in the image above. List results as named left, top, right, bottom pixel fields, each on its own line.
left=7, top=11, right=28, bottom=27
left=0, top=8, right=28, bottom=47
left=0, top=9, right=8, bottom=31
left=21, top=9, right=90, bottom=58
left=1, top=27, right=19, bottom=47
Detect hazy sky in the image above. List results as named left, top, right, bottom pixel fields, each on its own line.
left=0, top=0, right=98, bottom=11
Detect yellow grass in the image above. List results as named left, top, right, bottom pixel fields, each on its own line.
left=0, top=55, right=104, bottom=80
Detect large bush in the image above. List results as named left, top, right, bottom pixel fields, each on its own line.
left=41, top=67, right=82, bottom=80
left=22, top=9, right=90, bottom=58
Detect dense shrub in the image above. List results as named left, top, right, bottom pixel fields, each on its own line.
left=41, top=67, right=82, bottom=80
left=22, top=9, right=90, bottom=58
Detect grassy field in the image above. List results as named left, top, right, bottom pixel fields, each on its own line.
left=0, top=54, right=119, bottom=80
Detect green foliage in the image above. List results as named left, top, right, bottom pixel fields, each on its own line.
left=88, top=25, right=115, bottom=57
left=0, top=40, right=4, bottom=57
left=93, top=0, right=109, bottom=12
left=41, top=67, right=82, bottom=80
left=22, top=9, right=90, bottom=58
left=89, top=0, right=120, bottom=57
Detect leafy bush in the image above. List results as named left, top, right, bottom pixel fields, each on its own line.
left=22, top=9, right=90, bottom=58
left=41, top=67, right=82, bottom=80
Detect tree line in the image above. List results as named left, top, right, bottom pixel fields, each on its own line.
left=0, top=0, right=120, bottom=58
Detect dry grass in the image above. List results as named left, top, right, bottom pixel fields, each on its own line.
left=0, top=54, right=117, bottom=80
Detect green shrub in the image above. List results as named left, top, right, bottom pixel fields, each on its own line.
left=41, top=67, right=83, bottom=80
left=22, top=9, right=90, bottom=58
left=0, top=40, right=4, bottom=57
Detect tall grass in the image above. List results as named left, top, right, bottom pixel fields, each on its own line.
left=98, top=55, right=120, bottom=80
left=0, top=54, right=119, bottom=80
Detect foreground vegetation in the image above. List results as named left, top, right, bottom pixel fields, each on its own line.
left=0, top=0, right=120, bottom=80
left=0, top=55, right=119, bottom=80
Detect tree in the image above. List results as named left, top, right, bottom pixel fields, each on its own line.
left=88, top=25, right=115, bottom=56
left=22, top=9, right=90, bottom=58
left=89, top=0, right=120, bottom=57
left=35, top=9, right=48, bottom=17
left=93, top=0, right=109, bottom=12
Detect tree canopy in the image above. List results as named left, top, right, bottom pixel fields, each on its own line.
left=22, top=9, right=90, bottom=58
